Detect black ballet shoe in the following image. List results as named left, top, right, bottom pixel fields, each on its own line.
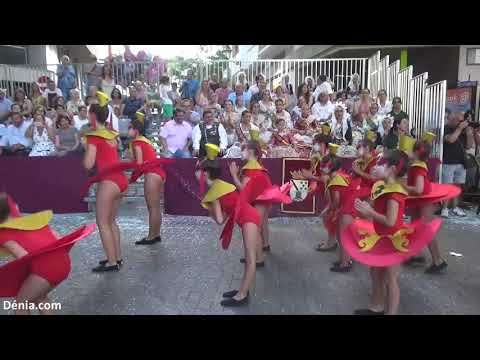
left=263, top=245, right=271, bottom=252
left=135, top=236, right=161, bottom=245
left=222, top=290, right=238, bottom=298
left=92, top=263, right=120, bottom=273
left=330, top=261, right=353, bottom=273
left=99, top=259, right=123, bottom=266
left=425, top=261, right=448, bottom=274
left=354, top=308, right=384, bottom=315
left=220, top=293, right=249, bottom=307
left=239, top=258, right=265, bottom=267
left=404, top=256, right=426, bottom=266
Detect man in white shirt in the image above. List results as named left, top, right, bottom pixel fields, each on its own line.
left=0, top=112, right=32, bottom=156
left=312, top=75, right=333, bottom=101
left=312, top=92, right=335, bottom=122
left=42, top=79, right=63, bottom=110
left=192, top=109, right=228, bottom=158
left=274, top=99, right=292, bottom=129
left=73, top=105, right=89, bottom=130
left=160, top=108, right=193, bottom=158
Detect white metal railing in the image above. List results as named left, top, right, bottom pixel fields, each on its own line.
left=0, top=64, right=56, bottom=99
left=408, top=72, right=429, bottom=134
left=367, top=51, right=381, bottom=95
left=378, top=55, right=390, bottom=96
left=397, top=65, right=413, bottom=114
left=388, top=60, right=400, bottom=99
left=424, top=80, right=447, bottom=181
left=197, top=58, right=368, bottom=93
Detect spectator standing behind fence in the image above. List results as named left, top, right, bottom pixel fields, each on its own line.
left=0, top=112, right=32, bottom=156
left=168, top=82, right=181, bottom=107
left=13, top=88, right=33, bottom=118
left=101, top=64, right=116, bottom=98
left=159, top=108, right=192, bottom=158
left=180, top=98, right=201, bottom=127
left=83, top=57, right=102, bottom=88
left=26, top=114, right=55, bottom=157
left=123, top=87, right=143, bottom=121
left=43, top=80, right=63, bottom=110
left=215, top=79, right=231, bottom=107
left=55, top=114, right=81, bottom=156
left=66, top=89, right=85, bottom=115
left=441, top=112, right=475, bottom=218
left=56, top=56, right=76, bottom=102
left=73, top=105, right=89, bottom=130
left=251, top=80, right=267, bottom=103
left=180, top=70, right=199, bottom=101
left=249, top=74, right=265, bottom=97
left=312, top=92, right=335, bottom=123
left=192, top=110, right=228, bottom=158
left=377, top=89, right=392, bottom=116
left=347, top=73, right=361, bottom=97
left=158, top=76, right=174, bottom=120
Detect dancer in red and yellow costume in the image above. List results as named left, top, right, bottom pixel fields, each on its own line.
left=342, top=150, right=444, bottom=315
left=197, top=144, right=260, bottom=307
left=403, top=132, right=460, bottom=273
left=128, top=114, right=175, bottom=245
left=229, top=139, right=291, bottom=264
left=351, top=131, right=379, bottom=197
left=83, top=91, right=136, bottom=273
left=0, top=193, right=95, bottom=314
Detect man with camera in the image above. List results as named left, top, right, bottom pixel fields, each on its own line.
left=441, top=111, right=476, bottom=218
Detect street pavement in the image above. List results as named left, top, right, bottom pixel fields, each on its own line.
left=1, top=199, right=479, bottom=315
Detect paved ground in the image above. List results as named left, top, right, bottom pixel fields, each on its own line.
left=1, top=200, right=480, bottom=315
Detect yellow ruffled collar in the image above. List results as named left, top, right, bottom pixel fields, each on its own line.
left=85, top=128, right=119, bottom=140
left=0, top=210, right=53, bottom=230
left=132, top=136, right=153, bottom=146
left=326, top=172, right=349, bottom=190
left=201, top=180, right=236, bottom=209
left=411, top=160, right=428, bottom=170
left=371, top=181, right=408, bottom=200
left=242, top=159, right=266, bottom=172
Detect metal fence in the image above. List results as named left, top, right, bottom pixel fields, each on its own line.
left=0, top=64, right=56, bottom=99
left=197, top=58, right=368, bottom=93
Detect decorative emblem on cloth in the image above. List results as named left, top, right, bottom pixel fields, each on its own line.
left=289, top=179, right=309, bottom=202
left=357, top=228, right=415, bottom=252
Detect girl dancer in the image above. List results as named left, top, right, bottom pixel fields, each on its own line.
left=342, top=150, right=444, bottom=315
left=0, top=193, right=94, bottom=314
left=229, top=140, right=278, bottom=262
left=196, top=144, right=261, bottom=307
left=128, top=115, right=174, bottom=245
left=83, top=92, right=135, bottom=272
left=403, top=133, right=454, bottom=273
left=352, top=132, right=378, bottom=196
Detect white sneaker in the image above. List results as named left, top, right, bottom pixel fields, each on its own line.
left=441, top=208, right=450, bottom=218
left=452, top=207, right=466, bottom=217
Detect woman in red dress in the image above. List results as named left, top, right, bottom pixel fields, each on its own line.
left=343, top=150, right=443, bottom=314
left=229, top=140, right=291, bottom=264
left=0, top=194, right=93, bottom=314
left=196, top=148, right=261, bottom=307
left=83, top=93, right=132, bottom=272
left=403, top=138, right=448, bottom=273
left=351, top=138, right=378, bottom=197
left=307, top=153, right=358, bottom=272
left=128, top=117, right=174, bottom=245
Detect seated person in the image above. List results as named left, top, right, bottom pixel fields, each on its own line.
left=55, top=114, right=81, bottom=156
left=0, top=112, right=32, bottom=156
left=269, top=118, right=299, bottom=158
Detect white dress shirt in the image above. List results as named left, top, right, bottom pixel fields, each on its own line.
left=192, top=121, right=228, bottom=152
left=0, top=121, right=32, bottom=148
left=312, top=101, right=335, bottom=122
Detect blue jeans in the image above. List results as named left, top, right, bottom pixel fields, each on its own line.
left=167, top=149, right=192, bottom=158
